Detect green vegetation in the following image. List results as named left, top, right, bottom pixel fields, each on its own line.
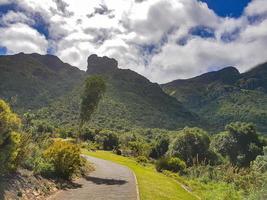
left=0, top=53, right=200, bottom=130
left=211, top=122, right=264, bottom=167
left=1, top=53, right=267, bottom=199
left=43, top=140, right=84, bottom=179
left=155, top=157, right=186, bottom=173
left=162, top=63, right=267, bottom=133
left=83, top=150, right=198, bottom=200
left=168, top=127, right=217, bottom=166
left=0, top=99, right=21, bottom=174
left=0, top=99, right=87, bottom=180
left=80, top=75, right=106, bottom=126
left=0, top=53, right=85, bottom=110
left=80, top=122, right=266, bottom=199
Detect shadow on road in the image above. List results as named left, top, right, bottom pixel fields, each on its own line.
left=59, top=181, right=83, bottom=190
left=85, top=176, right=128, bottom=185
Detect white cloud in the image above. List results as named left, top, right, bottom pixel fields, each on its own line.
left=0, top=23, right=48, bottom=54
left=245, top=0, right=267, bottom=16
left=0, top=10, right=34, bottom=25
left=0, top=0, right=12, bottom=5
left=0, top=0, right=267, bottom=83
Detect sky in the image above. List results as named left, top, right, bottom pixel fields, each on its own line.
left=0, top=0, right=267, bottom=83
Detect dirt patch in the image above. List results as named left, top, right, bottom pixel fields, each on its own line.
left=0, top=156, right=94, bottom=200
left=0, top=169, right=59, bottom=200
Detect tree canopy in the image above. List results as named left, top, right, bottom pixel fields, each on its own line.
left=211, top=122, right=264, bottom=167
left=168, top=127, right=213, bottom=166
left=80, top=75, right=106, bottom=127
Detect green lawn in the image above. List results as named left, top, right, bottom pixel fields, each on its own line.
left=83, top=150, right=198, bottom=200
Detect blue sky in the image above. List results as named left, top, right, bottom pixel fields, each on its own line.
left=0, top=0, right=267, bottom=83
left=200, top=0, right=251, bottom=18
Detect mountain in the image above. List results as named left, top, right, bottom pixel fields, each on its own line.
left=37, top=54, right=201, bottom=130
left=162, top=62, right=267, bottom=133
left=0, top=53, right=201, bottom=130
left=0, top=53, right=85, bottom=110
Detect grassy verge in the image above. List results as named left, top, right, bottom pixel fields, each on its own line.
left=83, top=150, right=198, bottom=200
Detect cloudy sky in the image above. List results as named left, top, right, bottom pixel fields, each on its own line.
left=0, top=0, right=267, bottom=83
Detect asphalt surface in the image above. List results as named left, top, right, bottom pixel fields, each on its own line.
left=48, top=155, right=138, bottom=200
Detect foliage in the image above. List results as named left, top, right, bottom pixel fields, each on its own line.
left=136, top=156, right=149, bottom=165
left=5, top=54, right=201, bottom=131
left=79, top=127, right=96, bottom=141
left=119, top=133, right=151, bottom=157
left=150, top=136, right=169, bottom=159
left=43, top=140, right=83, bottom=179
left=0, top=53, right=85, bottom=111
left=95, top=130, right=119, bottom=150
left=162, top=63, right=267, bottom=133
left=0, top=99, right=21, bottom=174
left=163, top=170, right=242, bottom=200
left=156, top=157, right=186, bottom=173
left=211, top=122, right=263, bottom=167
left=184, top=163, right=267, bottom=199
left=80, top=75, right=106, bottom=126
left=168, top=127, right=216, bottom=166
left=251, top=146, right=267, bottom=173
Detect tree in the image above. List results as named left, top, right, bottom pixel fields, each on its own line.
left=79, top=76, right=106, bottom=127
left=95, top=130, right=119, bottom=150
left=168, top=127, right=214, bottom=166
left=150, top=136, right=170, bottom=159
left=211, top=122, right=263, bottom=167
left=0, top=99, right=21, bottom=174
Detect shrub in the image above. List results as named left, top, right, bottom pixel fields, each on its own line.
left=34, top=156, right=54, bottom=177
left=136, top=156, right=149, bottom=164
left=119, top=133, right=151, bottom=157
left=79, top=127, right=96, bottom=141
left=80, top=141, right=100, bottom=151
left=156, top=157, right=186, bottom=173
left=168, top=127, right=215, bottom=166
left=0, top=99, right=21, bottom=174
left=150, top=136, right=169, bottom=159
left=251, top=146, right=267, bottom=173
left=211, top=122, right=263, bottom=167
left=43, top=140, right=83, bottom=179
left=95, top=131, right=119, bottom=150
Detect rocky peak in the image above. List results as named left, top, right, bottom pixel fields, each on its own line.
left=86, top=54, right=118, bottom=74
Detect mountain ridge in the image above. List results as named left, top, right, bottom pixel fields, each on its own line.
left=162, top=62, right=267, bottom=133
left=0, top=53, right=201, bottom=130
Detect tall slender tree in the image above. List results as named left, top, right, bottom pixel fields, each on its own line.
left=79, top=75, right=106, bottom=129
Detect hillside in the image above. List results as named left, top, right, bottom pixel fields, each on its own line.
left=37, top=54, right=201, bottom=130
left=0, top=53, right=85, bottom=110
left=162, top=62, right=267, bottom=133
left=0, top=53, right=200, bottom=130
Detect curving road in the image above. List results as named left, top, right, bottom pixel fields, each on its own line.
left=48, top=155, right=138, bottom=200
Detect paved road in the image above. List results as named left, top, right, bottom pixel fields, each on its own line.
left=48, top=155, right=138, bottom=200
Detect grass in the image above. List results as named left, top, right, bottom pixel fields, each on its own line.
left=83, top=150, right=198, bottom=200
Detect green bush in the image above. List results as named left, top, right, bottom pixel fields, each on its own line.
left=0, top=99, right=21, bottom=174
left=168, top=127, right=216, bottom=166
left=156, top=157, right=186, bottom=173
left=136, top=156, right=149, bottom=164
left=43, top=140, right=83, bottom=179
left=79, top=127, right=96, bottom=141
left=150, top=136, right=169, bottom=159
left=34, top=156, right=54, bottom=177
left=95, top=130, right=119, bottom=150
left=211, top=122, right=263, bottom=167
